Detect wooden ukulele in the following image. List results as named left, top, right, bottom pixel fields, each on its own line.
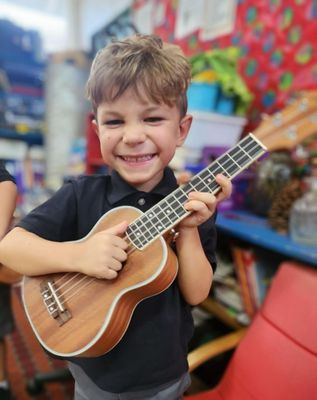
left=0, top=264, right=21, bottom=284
left=0, top=219, right=21, bottom=284
left=22, top=92, right=317, bottom=358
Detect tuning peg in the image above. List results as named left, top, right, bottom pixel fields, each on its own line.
left=310, top=113, right=317, bottom=123
left=299, top=98, right=308, bottom=111
left=273, top=112, right=282, bottom=126
left=261, top=113, right=270, bottom=120
left=286, top=125, right=297, bottom=141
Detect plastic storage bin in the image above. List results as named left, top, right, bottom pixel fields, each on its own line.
left=185, top=111, right=246, bottom=150
left=216, top=93, right=236, bottom=115
left=187, top=82, right=220, bottom=112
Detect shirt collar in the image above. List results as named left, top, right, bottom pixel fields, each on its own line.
left=107, top=167, right=178, bottom=205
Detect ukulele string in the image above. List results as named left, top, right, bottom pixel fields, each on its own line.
left=50, top=237, right=136, bottom=306
left=58, top=275, right=100, bottom=306
left=53, top=235, right=135, bottom=289
left=48, top=138, right=262, bottom=306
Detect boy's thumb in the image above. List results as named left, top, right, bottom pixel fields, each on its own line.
left=107, top=221, right=129, bottom=236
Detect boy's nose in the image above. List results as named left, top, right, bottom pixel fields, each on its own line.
left=122, top=127, right=146, bottom=144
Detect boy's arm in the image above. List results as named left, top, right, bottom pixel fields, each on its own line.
left=176, top=174, right=232, bottom=305
left=0, top=222, right=128, bottom=278
left=0, top=227, right=85, bottom=275
left=176, top=226, right=213, bottom=305
left=0, top=181, right=17, bottom=239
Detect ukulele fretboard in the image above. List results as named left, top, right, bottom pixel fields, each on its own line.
left=126, top=133, right=266, bottom=250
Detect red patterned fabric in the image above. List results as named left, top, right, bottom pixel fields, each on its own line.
left=134, top=0, right=317, bottom=130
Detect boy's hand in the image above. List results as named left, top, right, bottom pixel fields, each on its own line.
left=179, top=174, right=232, bottom=229
left=76, top=221, right=128, bottom=279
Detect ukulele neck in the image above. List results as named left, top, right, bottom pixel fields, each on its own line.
left=126, top=133, right=266, bottom=250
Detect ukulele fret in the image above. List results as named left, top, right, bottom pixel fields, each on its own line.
left=127, top=192, right=189, bottom=249
left=218, top=155, right=235, bottom=175
left=154, top=204, right=174, bottom=225
left=154, top=202, right=180, bottom=224
left=127, top=217, right=158, bottom=248
left=197, top=169, right=218, bottom=191
left=210, top=161, right=228, bottom=177
left=136, top=217, right=155, bottom=241
left=228, top=146, right=249, bottom=168
left=196, top=174, right=209, bottom=189
left=163, top=190, right=188, bottom=220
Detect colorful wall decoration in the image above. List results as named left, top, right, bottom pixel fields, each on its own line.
left=134, top=0, right=317, bottom=130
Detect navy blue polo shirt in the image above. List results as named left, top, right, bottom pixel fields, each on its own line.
left=18, top=167, right=217, bottom=393
left=0, top=161, right=16, bottom=339
left=0, top=161, right=15, bottom=183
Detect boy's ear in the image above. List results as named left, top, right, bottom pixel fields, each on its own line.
left=92, top=118, right=99, bottom=137
left=177, top=114, right=192, bottom=146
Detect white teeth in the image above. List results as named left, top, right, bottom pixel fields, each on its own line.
left=122, top=155, right=153, bottom=162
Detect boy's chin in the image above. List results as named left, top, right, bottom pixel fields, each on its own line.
left=120, top=170, right=164, bottom=192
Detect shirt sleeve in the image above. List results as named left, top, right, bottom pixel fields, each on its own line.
left=0, top=161, right=15, bottom=183
left=17, top=180, right=78, bottom=242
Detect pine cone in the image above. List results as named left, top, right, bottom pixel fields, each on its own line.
left=268, top=180, right=303, bottom=233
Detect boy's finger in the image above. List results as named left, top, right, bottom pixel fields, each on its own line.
left=106, top=221, right=129, bottom=236
left=215, top=174, right=232, bottom=197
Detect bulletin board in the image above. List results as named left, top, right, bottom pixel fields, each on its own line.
left=133, top=0, right=317, bottom=130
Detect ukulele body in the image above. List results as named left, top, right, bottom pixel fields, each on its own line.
left=0, top=265, right=21, bottom=284
left=22, top=206, right=178, bottom=358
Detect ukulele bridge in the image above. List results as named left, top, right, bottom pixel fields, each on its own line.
left=40, top=279, right=72, bottom=326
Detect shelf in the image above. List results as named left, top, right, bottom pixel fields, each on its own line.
left=199, top=297, right=244, bottom=330
left=216, top=210, right=317, bottom=266
left=0, top=128, right=43, bottom=146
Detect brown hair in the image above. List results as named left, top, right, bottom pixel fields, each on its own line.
left=86, top=34, right=191, bottom=117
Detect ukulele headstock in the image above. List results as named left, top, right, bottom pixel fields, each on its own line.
left=253, top=91, right=317, bottom=151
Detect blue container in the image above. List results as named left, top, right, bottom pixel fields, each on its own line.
left=187, top=82, right=220, bottom=112
left=216, top=93, right=236, bottom=115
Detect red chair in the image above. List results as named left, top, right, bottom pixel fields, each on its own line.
left=186, top=261, right=317, bottom=400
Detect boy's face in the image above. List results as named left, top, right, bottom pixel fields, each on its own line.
left=94, top=87, right=192, bottom=192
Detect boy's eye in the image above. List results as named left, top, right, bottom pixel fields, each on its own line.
left=145, top=117, right=163, bottom=123
left=105, top=119, right=123, bottom=126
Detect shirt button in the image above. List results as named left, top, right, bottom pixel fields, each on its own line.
left=138, top=198, right=145, bottom=206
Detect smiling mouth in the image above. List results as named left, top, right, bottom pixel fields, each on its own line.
left=119, top=154, right=156, bottom=162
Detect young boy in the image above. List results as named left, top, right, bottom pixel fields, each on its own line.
left=0, top=161, right=18, bottom=400
left=0, top=34, right=232, bottom=399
